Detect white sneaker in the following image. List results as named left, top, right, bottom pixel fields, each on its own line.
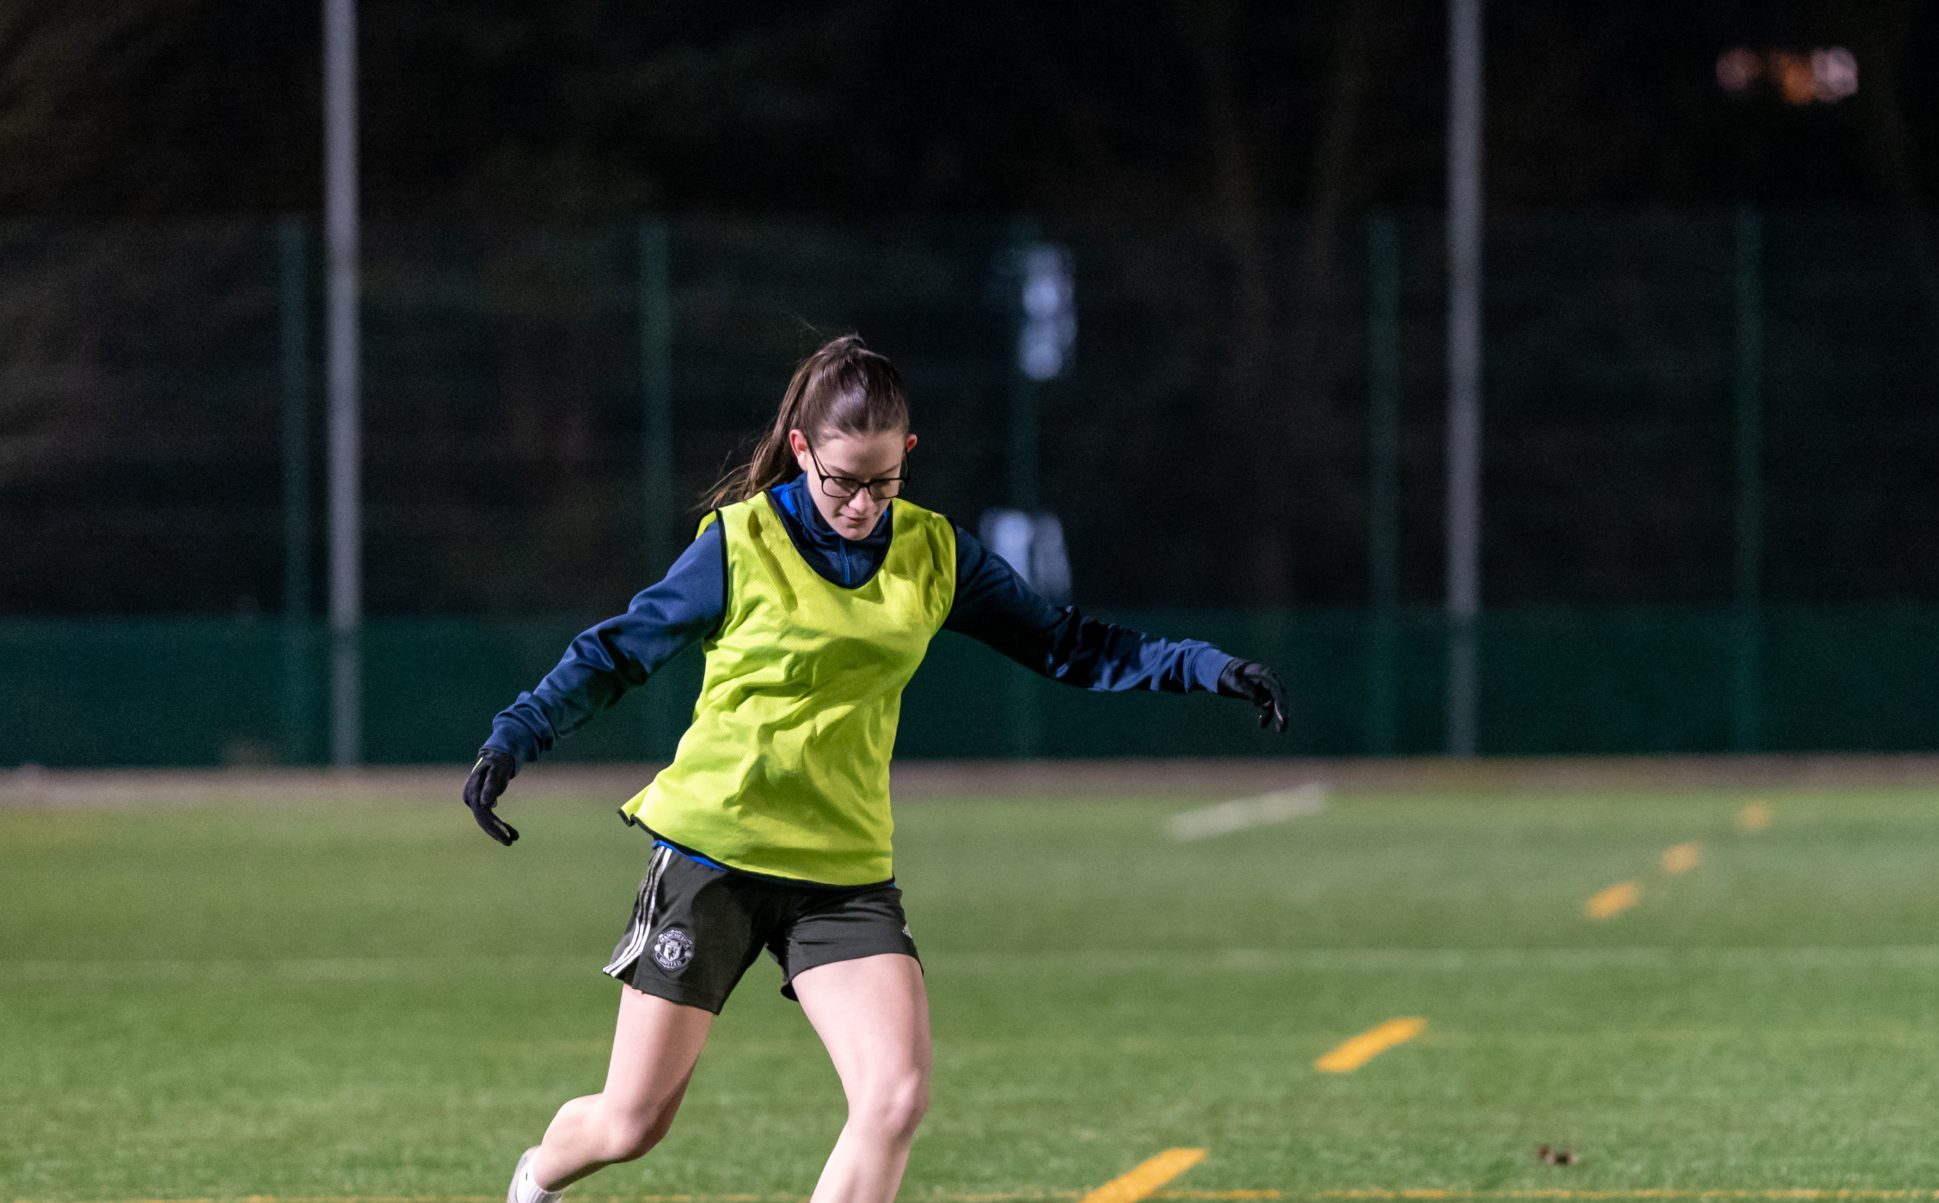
left=507, top=1147, right=547, bottom=1203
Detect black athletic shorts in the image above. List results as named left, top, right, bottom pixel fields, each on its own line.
left=601, top=838, right=921, bottom=1014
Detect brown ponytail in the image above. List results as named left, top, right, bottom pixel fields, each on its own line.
left=703, top=334, right=909, bottom=509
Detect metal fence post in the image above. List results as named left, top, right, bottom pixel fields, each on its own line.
left=1444, top=0, right=1485, bottom=757
left=1365, top=213, right=1402, bottom=755
left=324, top=0, right=363, bottom=767
left=1007, top=217, right=1043, bottom=760
left=1731, top=206, right=1765, bottom=752
left=640, top=218, right=675, bottom=574
left=278, top=216, right=315, bottom=766
left=639, top=217, right=678, bottom=757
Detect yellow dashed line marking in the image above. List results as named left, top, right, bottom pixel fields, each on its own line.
left=18, top=1191, right=1939, bottom=1203
left=1660, top=842, right=1702, bottom=875
left=1286, top=1193, right=1939, bottom=1201
left=1079, top=1148, right=1210, bottom=1203
left=1737, top=800, right=1772, bottom=832
left=1585, top=879, right=1640, bottom=919
left=1159, top=1194, right=1939, bottom=1202
left=1315, top=1016, right=1427, bottom=1072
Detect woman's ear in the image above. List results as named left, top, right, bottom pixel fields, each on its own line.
left=905, top=432, right=918, bottom=453
left=788, top=428, right=809, bottom=456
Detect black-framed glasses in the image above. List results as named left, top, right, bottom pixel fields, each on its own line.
left=806, top=441, right=910, bottom=501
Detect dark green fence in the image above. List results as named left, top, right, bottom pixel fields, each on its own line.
left=7, top=211, right=1939, bottom=620
left=6, top=210, right=1937, bottom=766
left=6, top=606, right=1935, bottom=767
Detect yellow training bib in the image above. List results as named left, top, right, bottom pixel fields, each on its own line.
left=620, top=491, right=956, bottom=884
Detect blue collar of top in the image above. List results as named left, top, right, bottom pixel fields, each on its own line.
left=765, top=472, right=893, bottom=589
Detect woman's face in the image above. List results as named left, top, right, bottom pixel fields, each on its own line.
left=788, top=427, right=918, bottom=540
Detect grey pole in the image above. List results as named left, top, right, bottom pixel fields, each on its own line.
left=324, top=0, right=362, bottom=766
left=1365, top=213, right=1402, bottom=756
left=1008, top=217, right=1042, bottom=514
left=1445, top=0, right=1484, bottom=756
left=1006, top=217, right=1043, bottom=760
left=1730, top=206, right=1764, bottom=752
left=639, top=218, right=677, bottom=757
left=639, top=219, right=675, bottom=578
left=279, top=216, right=315, bottom=766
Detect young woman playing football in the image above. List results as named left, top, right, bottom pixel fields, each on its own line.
left=465, top=334, right=1288, bottom=1203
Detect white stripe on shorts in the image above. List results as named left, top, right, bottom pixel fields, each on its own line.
left=601, top=845, right=664, bottom=976
left=602, top=845, right=672, bottom=977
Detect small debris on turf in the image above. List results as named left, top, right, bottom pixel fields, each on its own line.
left=1537, top=1145, right=1580, bottom=1166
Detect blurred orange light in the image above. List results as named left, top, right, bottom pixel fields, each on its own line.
left=1715, top=45, right=1857, bottom=104
left=1778, top=53, right=1816, bottom=105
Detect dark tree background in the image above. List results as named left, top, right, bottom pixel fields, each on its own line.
left=7, top=2, right=1931, bottom=217
left=2, top=0, right=1937, bottom=616
left=5, top=1, right=1934, bottom=218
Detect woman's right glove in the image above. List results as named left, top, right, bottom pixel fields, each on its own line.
left=1217, top=659, right=1289, bottom=734
left=462, top=748, right=520, bottom=846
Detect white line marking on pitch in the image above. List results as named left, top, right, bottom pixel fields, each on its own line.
left=1170, top=783, right=1327, bottom=841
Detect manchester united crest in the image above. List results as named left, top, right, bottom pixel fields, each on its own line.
left=651, top=928, right=695, bottom=972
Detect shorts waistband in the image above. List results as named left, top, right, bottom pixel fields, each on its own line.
left=617, top=813, right=894, bottom=891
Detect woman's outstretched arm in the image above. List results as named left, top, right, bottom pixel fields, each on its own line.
left=483, top=523, right=726, bottom=766
left=941, top=524, right=1286, bottom=729
left=942, top=523, right=1232, bottom=693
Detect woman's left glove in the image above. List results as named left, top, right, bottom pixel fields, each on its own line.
left=1218, top=659, right=1289, bottom=733
left=462, top=748, right=520, bottom=846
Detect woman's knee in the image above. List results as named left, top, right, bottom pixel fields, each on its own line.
left=848, top=1067, right=929, bottom=1140
left=594, top=1097, right=681, bottom=1162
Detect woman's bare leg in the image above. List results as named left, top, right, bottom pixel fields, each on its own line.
left=793, top=953, right=931, bottom=1203
left=527, top=984, right=715, bottom=1189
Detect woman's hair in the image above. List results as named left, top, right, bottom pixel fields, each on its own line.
left=702, top=334, right=909, bottom=509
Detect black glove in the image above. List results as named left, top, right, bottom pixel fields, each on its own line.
left=462, top=748, right=519, bottom=846
left=1218, top=659, right=1289, bottom=733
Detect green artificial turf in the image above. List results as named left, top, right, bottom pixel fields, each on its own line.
left=2, top=783, right=1935, bottom=1200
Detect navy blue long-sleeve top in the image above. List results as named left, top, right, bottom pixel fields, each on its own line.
left=485, top=474, right=1235, bottom=764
